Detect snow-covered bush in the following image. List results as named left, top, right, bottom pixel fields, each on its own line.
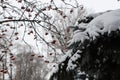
left=50, top=9, right=120, bottom=80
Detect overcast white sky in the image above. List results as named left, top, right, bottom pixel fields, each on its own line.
left=41, top=0, right=120, bottom=12
left=80, top=0, right=120, bottom=12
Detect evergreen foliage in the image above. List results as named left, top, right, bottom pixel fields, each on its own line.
left=50, top=12, right=120, bottom=80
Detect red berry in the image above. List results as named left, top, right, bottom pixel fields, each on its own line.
left=3, top=70, right=7, bottom=73
left=21, top=6, right=25, bottom=9
left=6, top=24, right=10, bottom=26
left=59, top=11, right=63, bottom=15
left=41, top=8, right=46, bottom=11
left=15, top=37, right=19, bottom=40
left=48, top=5, right=52, bottom=10
left=9, top=64, right=13, bottom=66
left=53, top=7, right=58, bottom=10
left=64, top=36, right=67, bottom=39
left=26, top=8, right=31, bottom=12
left=0, top=69, right=4, bottom=72
left=35, top=13, right=39, bottom=16
left=7, top=17, right=13, bottom=19
left=30, top=58, right=33, bottom=61
left=1, top=30, right=4, bottom=33
left=9, top=53, right=13, bottom=56
left=51, top=40, right=56, bottom=44
left=14, top=32, right=19, bottom=35
left=70, top=9, right=73, bottom=13
left=10, top=55, right=14, bottom=58
left=11, top=57, right=15, bottom=60
left=38, top=56, right=41, bottom=58
left=18, top=0, right=22, bottom=3
left=50, top=0, right=53, bottom=2
left=1, top=50, right=7, bottom=53
left=31, top=54, right=35, bottom=57
left=2, top=33, right=5, bottom=36
left=28, top=32, right=30, bottom=35
left=38, top=55, right=44, bottom=58
left=28, top=14, right=32, bottom=17
left=30, top=30, right=33, bottom=33
left=10, top=27, right=15, bottom=29
left=49, top=53, right=53, bottom=55
left=45, top=32, right=48, bottom=35
left=9, top=43, right=13, bottom=46
left=4, top=29, right=7, bottom=32
left=63, top=15, right=67, bottom=19
left=45, top=60, right=49, bottom=63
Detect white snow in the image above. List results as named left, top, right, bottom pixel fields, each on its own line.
left=45, top=63, right=59, bottom=80
left=47, top=8, right=120, bottom=79
left=68, top=29, right=89, bottom=46
left=70, top=9, right=120, bottom=45
left=86, top=9, right=120, bottom=36
left=87, top=10, right=112, bottom=18
left=67, top=50, right=81, bottom=70
left=58, top=49, right=73, bottom=63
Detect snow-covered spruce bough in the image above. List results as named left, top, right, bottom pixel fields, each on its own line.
left=50, top=9, right=120, bottom=80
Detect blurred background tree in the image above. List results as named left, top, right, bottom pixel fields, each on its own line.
left=0, top=0, right=86, bottom=80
